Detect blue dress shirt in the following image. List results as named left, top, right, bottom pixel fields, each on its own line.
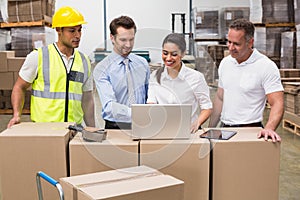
left=93, top=51, right=150, bottom=123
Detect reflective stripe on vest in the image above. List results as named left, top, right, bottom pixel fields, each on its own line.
left=79, top=51, right=88, bottom=84
left=32, top=46, right=88, bottom=101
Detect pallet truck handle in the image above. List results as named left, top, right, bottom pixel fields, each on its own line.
left=38, top=171, right=58, bottom=186
left=36, top=171, right=64, bottom=200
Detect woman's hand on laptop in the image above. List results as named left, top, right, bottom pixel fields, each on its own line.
left=190, top=120, right=201, bottom=133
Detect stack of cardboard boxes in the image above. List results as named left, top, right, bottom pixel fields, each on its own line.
left=250, top=0, right=294, bottom=24
left=0, top=51, right=28, bottom=110
left=274, top=0, right=300, bottom=69
left=280, top=69, right=300, bottom=135
left=220, top=7, right=250, bottom=38
left=0, top=123, right=185, bottom=200
left=0, top=0, right=56, bottom=112
left=194, top=8, right=220, bottom=40
left=0, top=51, right=16, bottom=90
left=195, top=45, right=216, bottom=85
left=7, top=0, right=55, bottom=23
left=193, top=6, right=250, bottom=41
left=0, top=123, right=281, bottom=200
left=283, top=82, right=300, bottom=115
left=280, top=31, right=296, bottom=69
left=251, top=0, right=295, bottom=68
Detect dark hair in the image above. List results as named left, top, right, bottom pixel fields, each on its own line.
left=156, top=33, right=186, bottom=84
left=109, top=16, right=137, bottom=35
left=162, top=33, right=186, bottom=53
left=229, top=18, right=255, bottom=41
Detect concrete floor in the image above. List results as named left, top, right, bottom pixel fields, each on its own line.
left=266, top=110, right=300, bottom=200
left=0, top=88, right=300, bottom=199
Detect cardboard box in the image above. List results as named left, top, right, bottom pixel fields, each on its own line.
left=140, top=134, right=210, bottom=200
left=0, top=72, right=14, bottom=89
left=7, top=57, right=26, bottom=72
left=0, top=122, right=74, bottom=200
left=209, top=127, right=280, bottom=200
left=0, top=51, right=15, bottom=72
left=69, top=130, right=139, bottom=176
left=8, top=0, right=50, bottom=22
left=60, top=165, right=184, bottom=200
left=13, top=71, right=18, bottom=83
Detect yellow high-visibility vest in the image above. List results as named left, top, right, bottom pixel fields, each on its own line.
left=31, top=44, right=91, bottom=124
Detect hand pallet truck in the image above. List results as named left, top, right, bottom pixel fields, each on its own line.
left=36, top=171, right=64, bottom=200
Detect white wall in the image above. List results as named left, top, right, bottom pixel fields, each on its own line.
left=55, top=0, right=249, bottom=62
left=55, top=0, right=103, bottom=59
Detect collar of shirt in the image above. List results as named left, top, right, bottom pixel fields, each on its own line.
left=230, top=48, right=263, bottom=66
left=110, top=50, right=134, bottom=67
left=53, top=43, right=75, bottom=73
left=161, top=62, right=187, bottom=81
left=53, top=43, right=75, bottom=60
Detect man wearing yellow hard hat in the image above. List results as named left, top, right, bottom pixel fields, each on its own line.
left=7, top=6, right=95, bottom=128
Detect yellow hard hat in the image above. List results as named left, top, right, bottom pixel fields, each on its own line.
left=52, top=6, right=87, bottom=28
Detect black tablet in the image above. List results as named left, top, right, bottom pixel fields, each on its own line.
left=200, top=129, right=237, bottom=140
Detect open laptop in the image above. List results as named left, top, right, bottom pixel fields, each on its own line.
left=131, top=104, right=192, bottom=140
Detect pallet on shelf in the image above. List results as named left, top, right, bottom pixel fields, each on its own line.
left=281, top=78, right=300, bottom=83
left=282, top=111, right=300, bottom=136
left=194, top=38, right=226, bottom=42
left=280, top=69, right=300, bottom=78
left=0, top=16, right=52, bottom=28
left=254, top=22, right=296, bottom=28
left=283, top=119, right=300, bottom=136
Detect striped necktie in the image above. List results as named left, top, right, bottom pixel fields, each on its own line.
left=124, top=58, right=136, bottom=105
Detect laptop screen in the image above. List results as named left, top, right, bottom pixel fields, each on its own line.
left=131, top=104, right=192, bottom=140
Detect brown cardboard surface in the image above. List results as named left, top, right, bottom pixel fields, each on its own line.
left=61, top=165, right=161, bottom=200
left=13, top=71, right=18, bottom=82
left=60, top=165, right=184, bottom=200
left=0, top=51, right=15, bottom=72
left=208, top=127, right=280, bottom=200
left=0, top=122, right=74, bottom=200
left=78, top=175, right=183, bottom=200
left=140, top=133, right=210, bottom=200
left=69, top=130, right=139, bottom=176
left=7, top=57, right=26, bottom=72
left=0, top=72, right=14, bottom=89
left=8, top=0, right=45, bottom=22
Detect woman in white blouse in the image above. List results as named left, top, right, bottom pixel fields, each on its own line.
left=147, top=33, right=212, bottom=133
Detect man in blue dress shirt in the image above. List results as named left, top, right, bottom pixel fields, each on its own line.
left=93, top=16, right=150, bottom=129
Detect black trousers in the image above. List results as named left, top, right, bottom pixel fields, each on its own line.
left=104, top=120, right=131, bottom=129
left=221, top=121, right=264, bottom=128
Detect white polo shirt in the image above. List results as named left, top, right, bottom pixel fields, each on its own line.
left=147, top=63, right=212, bottom=122
left=218, top=48, right=283, bottom=125
left=19, top=43, right=93, bottom=92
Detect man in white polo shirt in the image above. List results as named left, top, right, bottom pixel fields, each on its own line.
left=209, top=18, right=284, bottom=142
